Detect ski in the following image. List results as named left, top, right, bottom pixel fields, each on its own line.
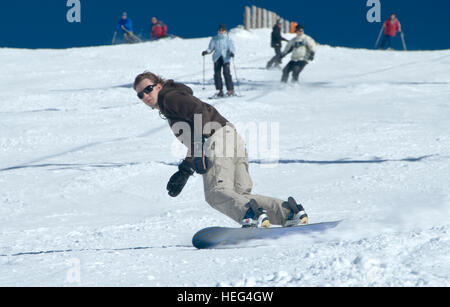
left=208, top=94, right=244, bottom=100
left=121, top=25, right=141, bottom=43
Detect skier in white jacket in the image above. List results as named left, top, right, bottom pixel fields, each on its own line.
left=280, top=25, right=317, bottom=83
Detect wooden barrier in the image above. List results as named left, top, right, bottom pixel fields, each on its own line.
left=244, top=6, right=291, bottom=33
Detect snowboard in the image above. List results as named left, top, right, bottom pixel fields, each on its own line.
left=192, top=220, right=341, bottom=249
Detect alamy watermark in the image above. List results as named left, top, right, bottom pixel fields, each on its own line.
left=66, top=258, right=81, bottom=283
left=170, top=115, right=280, bottom=168
left=66, top=0, right=81, bottom=23
left=366, top=0, right=381, bottom=23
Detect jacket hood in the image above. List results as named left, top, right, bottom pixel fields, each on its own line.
left=157, top=80, right=194, bottom=109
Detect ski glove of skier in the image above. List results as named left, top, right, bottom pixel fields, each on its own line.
left=166, top=160, right=195, bottom=197
left=202, top=51, right=208, bottom=56
left=229, top=52, right=235, bottom=58
left=308, top=52, right=315, bottom=61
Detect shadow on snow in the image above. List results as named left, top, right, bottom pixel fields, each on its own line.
left=0, top=155, right=436, bottom=172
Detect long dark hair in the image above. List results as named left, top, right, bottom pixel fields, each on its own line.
left=134, top=71, right=167, bottom=119
left=133, top=71, right=166, bottom=90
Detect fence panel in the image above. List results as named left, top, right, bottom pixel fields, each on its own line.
left=244, top=6, right=291, bottom=33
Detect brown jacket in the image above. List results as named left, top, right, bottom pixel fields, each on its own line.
left=157, top=80, right=230, bottom=163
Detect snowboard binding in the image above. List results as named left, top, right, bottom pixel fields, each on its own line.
left=240, top=199, right=271, bottom=228
left=283, top=197, right=308, bottom=227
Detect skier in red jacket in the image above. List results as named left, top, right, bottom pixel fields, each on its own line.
left=379, top=13, right=402, bottom=49
left=151, top=17, right=168, bottom=40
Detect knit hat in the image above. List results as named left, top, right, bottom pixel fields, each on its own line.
left=218, top=23, right=227, bottom=31
left=295, top=24, right=304, bottom=32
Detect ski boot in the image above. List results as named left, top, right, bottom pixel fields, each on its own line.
left=283, top=197, right=308, bottom=227
left=212, top=90, right=224, bottom=98
left=240, top=199, right=271, bottom=228
left=273, top=63, right=282, bottom=70
left=226, top=90, right=236, bottom=97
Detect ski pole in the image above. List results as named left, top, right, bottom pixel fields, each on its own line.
left=112, top=31, right=117, bottom=45
left=400, top=32, right=407, bottom=51
left=374, top=25, right=384, bottom=49
left=232, top=57, right=241, bottom=96
left=202, top=55, right=206, bottom=90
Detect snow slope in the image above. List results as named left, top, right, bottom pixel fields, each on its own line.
left=1, top=28, right=449, bottom=286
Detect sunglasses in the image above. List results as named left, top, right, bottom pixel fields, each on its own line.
left=137, top=84, right=157, bottom=99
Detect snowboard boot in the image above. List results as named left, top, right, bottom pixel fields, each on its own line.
left=240, top=199, right=271, bottom=228
left=283, top=196, right=308, bottom=227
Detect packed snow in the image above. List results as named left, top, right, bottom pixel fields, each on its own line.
left=1, top=28, right=449, bottom=286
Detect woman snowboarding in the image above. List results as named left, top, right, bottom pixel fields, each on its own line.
left=133, top=71, right=308, bottom=228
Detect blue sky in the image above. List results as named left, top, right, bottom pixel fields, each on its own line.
left=1, top=0, right=449, bottom=50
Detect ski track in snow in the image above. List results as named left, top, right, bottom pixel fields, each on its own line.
left=0, top=29, right=449, bottom=286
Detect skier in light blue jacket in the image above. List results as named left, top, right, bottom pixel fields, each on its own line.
left=202, top=24, right=236, bottom=98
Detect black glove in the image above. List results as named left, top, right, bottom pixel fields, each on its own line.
left=166, top=160, right=194, bottom=197
left=308, top=52, right=315, bottom=61
left=202, top=50, right=208, bottom=56
left=193, top=155, right=208, bottom=174
left=229, top=52, right=235, bottom=58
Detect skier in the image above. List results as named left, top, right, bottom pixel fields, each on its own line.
left=379, top=13, right=402, bottom=50
left=266, top=20, right=288, bottom=69
left=151, top=17, right=168, bottom=40
left=202, top=24, right=236, bottom=98
left=133, top=71, right=309, bottom=228
left=280, top=25, right=316, bottom=83
left=116, top=12, right=134, bottom=44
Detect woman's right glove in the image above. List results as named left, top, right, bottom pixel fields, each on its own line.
left=166, top=160, right=195, bottom=197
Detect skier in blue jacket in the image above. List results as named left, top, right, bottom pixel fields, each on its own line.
left=202, top=24, right=236, bottom=98
left=116, top=12, right=134, bottom=43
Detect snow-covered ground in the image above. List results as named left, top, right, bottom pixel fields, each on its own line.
left=1, top=28, right=449, bottom=286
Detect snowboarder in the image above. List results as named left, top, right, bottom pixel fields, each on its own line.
left=280, top=25, right=316, bottom=83
left=379, top=13, right=403, bottom=50
left=266, top=20, right=288, bottom=69
left=116, top=12, right=135, bottom=44
left=133, top=71, right=308, bottom=228
left=202, top=24, right=236, bottom=98
left=151, top=17, right=168, bottom=40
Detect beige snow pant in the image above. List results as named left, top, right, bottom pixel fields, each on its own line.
left=202, top=125, right=290, bottom=225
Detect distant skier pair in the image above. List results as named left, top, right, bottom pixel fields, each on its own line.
left=115, top=13, right=167, bottom=43
left=133, top=70, right=308, bottom=229
left=267, top=21, right=317, bottom=83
